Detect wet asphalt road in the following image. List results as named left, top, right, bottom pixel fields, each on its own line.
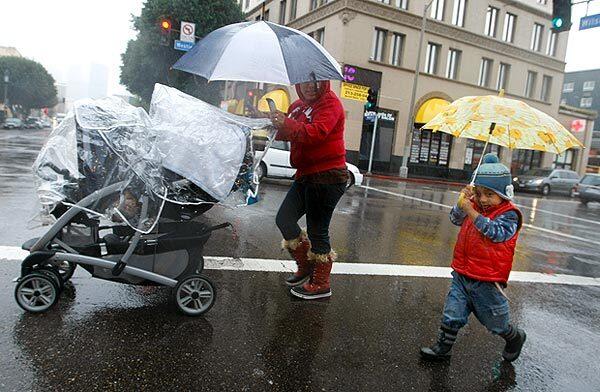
left=1, top=128, right=600, bottom=391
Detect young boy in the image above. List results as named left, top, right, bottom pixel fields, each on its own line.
left=420, top=153, right=526, bottom=362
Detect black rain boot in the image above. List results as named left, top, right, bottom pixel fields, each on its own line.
left=500, top=325, right=526, bottom=362
left=420, top=325, right=458, bottom=361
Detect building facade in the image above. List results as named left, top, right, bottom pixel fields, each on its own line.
left=243, top=0, right=585, bottom=179
left=561, top=69, right=600, bottom=172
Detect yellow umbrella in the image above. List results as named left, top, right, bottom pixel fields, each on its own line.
left=421, top=90, right=583, bottom=184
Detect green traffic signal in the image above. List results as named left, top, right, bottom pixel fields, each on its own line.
left=552, top=17, right=564, bottom=29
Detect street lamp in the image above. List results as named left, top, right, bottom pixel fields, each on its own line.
left=399, top=0, right=435, bottom=178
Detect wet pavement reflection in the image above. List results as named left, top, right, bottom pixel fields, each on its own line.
left=1, top=262, right=599, bottom=391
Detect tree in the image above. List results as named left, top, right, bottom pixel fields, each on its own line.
left=120, top=0, right=244, bottom=106
left=0, top=56, right=57, bottom=117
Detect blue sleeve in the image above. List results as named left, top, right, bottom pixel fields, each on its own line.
left=473, top=211, right=520, bottom=243
left=449, top=205, right=467, bottom=226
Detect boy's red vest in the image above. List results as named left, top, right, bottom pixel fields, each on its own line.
left=451, top=201, right=522, bottom=284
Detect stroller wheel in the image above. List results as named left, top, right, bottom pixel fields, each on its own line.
left=34, top=266, right=64, bottom=292
left=15, top=272, right=60, bottom=313
left=174, top=275, right=216, bottom=316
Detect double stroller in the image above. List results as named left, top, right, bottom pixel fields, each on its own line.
left=14, top=84, right=275, bottom=316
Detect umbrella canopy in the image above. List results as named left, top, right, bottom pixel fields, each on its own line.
left=422, top=93, right=583, bottom=154
left=172, top=21, right=343, bottom=85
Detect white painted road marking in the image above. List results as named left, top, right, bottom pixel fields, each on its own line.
left=361, top=185, right=600, bottom=246
left=2, top=246, right=599, bottom=287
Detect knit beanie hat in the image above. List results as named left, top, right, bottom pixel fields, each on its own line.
left=473, top=153, right=514, bottom=200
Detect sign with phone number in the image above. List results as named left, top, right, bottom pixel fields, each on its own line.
left=340, top=82, right=369, bottom=102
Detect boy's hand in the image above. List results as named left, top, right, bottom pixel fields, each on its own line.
left=458, top=186, right=474, bottom=210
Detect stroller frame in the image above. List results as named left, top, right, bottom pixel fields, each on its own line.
left=15, top=181, right=229, bottom=316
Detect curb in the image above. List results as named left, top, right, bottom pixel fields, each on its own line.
left=364, top=173, right=466, bottom=188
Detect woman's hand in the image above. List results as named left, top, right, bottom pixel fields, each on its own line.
left=269, top=111, right=287, bottom=128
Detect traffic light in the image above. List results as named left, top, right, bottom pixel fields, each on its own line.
left=552, top=0, right=572, bottom=33
left=159, top=19, right=172, bottom=46
left=365, top=88, right=378, bottom=110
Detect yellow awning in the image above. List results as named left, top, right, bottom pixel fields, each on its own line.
left=414, top=98, right=450, bottom=124
left=258, top=89, right=291, bottom=113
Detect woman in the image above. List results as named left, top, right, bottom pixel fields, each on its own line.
left=270, top=80, right=347, bottom=300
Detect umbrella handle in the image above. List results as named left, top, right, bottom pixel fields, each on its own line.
left=469, top=122, right=495, bottom=186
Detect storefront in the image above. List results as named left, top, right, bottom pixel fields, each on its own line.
left=511, top=150, right=544, bottom=175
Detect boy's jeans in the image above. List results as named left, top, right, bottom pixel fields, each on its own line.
left=442, top=271, right=511, bottom=335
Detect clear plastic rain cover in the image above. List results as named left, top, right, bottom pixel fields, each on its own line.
left=33, top=84, right=275, bottom=232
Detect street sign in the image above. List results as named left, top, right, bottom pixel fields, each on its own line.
left=180, top=21, right=196, bottom=42
left=580, top=13, right=600, bottom=31
left=571, top=119, right=586, bottom=133
left=341, top=82, right=369, bottom=102
left=174, top=40, right=194, bottom=51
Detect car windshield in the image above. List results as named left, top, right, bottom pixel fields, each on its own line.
left=6, top=119, right=19, bottom=123
left=581, top=175, right=600, bottom=186
left=524, top=169, right=552, bottom=177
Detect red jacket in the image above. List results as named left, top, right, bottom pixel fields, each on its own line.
left=451, top=201, right=522, bottom=284
left=275, top=81, right=347, bottom=178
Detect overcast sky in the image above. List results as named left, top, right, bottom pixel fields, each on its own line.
left=0, top=0, right=598, bottom=97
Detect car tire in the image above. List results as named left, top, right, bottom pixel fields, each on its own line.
left=542, top=184, right=550, bottom=196
left=580, top=198, right=589, bottom=206
left=255, top=162, right=267, bottom=181
left=346, top=172, right=355, bottom=190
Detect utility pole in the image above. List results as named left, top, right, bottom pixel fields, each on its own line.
left=399, top=0, right=435, bottom=178
left=3, top=69, right=9, bottom=109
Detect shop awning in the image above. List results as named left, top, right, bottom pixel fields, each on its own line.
left=414, top=98, right=450, bottom=124
left=258, top=89, right=291, bottom=113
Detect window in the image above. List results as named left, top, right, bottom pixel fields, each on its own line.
left=378, top=0, right=391, bottom=4
left=554, top=151, right=575, bottom=171
left=313, top=28, right=325, bottom=45
left=502, top=13, right=516, bottom=43
left=531, top=23, right=544, bottom=51
left=451, top=0, right=466, bottom=27
left=497, top=63, right=510, bottom=91
left=390, top=33, right=405, bottom=66
left=560, top=98, right=567, bottom=105
left=446, top=49, right=461, bottom=79
left=430, top=0, right=445, bottom=21
left=540, top=75, right=552, bottom=102
left=289, top=0, right=297, bottom=20
left=245, top=0, right=250, bottom=9
left=525, top=71, right=537, bottom=98
left=485, top=6, right=499, bottom=37
left=546, top=31, right=557, bottom=56
left=279, top=0, right=287, bottom=24
left=425, top=42, right=441, bottom=74
left=583, top=81, right=595, bottom=91
left=465, top=140, right=500, bottom=170
left=371, top=28, right=387, bottom=62
left=396, top=0, right=408, bottom=10
left=264, top=9, right=270, bottom=21
left=563, top=82, right=574, bottom=92
left=537, top=0, right=548, bottom=4
left=478, top=58, right=493, bottom=88
left=310, top=0, right=318, bottom=10
left=581, top=97, right=593, bottom=108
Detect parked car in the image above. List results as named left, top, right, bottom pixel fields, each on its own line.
left=512, top=168, right=580, bottom=196
left=24, top=117, right=43, bottom=129
left=574, top=174, right=600, bottom=205
left=256, top=140, right=363, bottom=188
left=2, top=118, right=23, bottom=129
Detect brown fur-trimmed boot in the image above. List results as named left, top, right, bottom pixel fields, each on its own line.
left=282, top=230, right=312, bottom=287
left=290, top=250, right=335, bottom=300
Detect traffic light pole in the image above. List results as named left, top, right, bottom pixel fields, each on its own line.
left=367, top=109, right=379, bottom=174
left=399, top=0, right=434, bottom=178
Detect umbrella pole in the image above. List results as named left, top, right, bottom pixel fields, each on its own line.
left=470, top=122, right=495, bottom=186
